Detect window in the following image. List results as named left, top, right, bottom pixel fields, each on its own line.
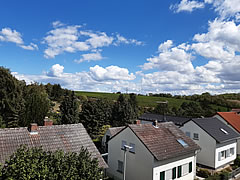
left=226, top=149, right=230, bottom=157
left=189, top=162, right=192, bottom=173
left=185, top=131, right=191, bottom=138
left=172, top=167, right=176, bottom=179
left=193, top=133, right=199, bottom=140
left=165, top=169, right=172, bottom=180
left=177, top=166, right=182, bottom=178
left=106, top=135, right=110, bottom=143
left=129, top=143, right=135, bottom=153
left=219, top=150, right=226, bottom=161
left=121, top=140, right=127, bottom=149
left=182, top=163, right=188, bottom=176
left=177, top=139, right=188, bottom=147
left=160, top=171, right=165, bottom=180
left=230, top=148, right=234, bottom=156
left=117, top=160, right=123, bottom=173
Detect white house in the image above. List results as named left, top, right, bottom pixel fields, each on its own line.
left=107, top=122, right=200, bottom=180
left=180, top=117, right=239, bottom=169
left=214, top=112, right=240, bottom=155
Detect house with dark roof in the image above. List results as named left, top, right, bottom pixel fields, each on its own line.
left=180, top=117, right=239, bottom=169
left=0, top=118, right=107, bottom=169
left=215, top=112, right=240, bottom=155
left=107, top=122, right=200, bottom=180
left=139, top=113, right=190, bottom=127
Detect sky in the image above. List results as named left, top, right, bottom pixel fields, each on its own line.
left=1, top=0, right=240, bottom=95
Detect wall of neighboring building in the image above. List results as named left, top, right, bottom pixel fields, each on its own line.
left=215, top=140, right=237, bottom=169
left=214, top=114, right=240, bottom=155
left=153, top=153, right=197, bottom=180
left=181, top=121, right=216, bottom=168
left=107, top=127, right=154, bottom=180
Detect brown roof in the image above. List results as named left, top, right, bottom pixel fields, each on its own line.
left=128, top=122, right=200, bottom=161
left=108, top=126, right=125, bottom=137
left=0, top=123, right=107, bottom=168
left=217, top=112, right=240, bottom=133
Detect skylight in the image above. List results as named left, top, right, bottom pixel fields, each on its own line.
left=177, top=139, right=188, bottom=147
left=220, top=128, right=229, bottom=135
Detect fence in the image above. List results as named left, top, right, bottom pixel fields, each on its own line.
left=228, top=167, right=240, bottom=179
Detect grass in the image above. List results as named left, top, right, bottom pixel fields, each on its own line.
left=75, top=91, right=230, bottom=112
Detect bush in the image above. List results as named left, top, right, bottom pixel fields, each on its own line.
left=197, top=169, right=211, bottom=178
left=234, top=156, right=240, bottom=167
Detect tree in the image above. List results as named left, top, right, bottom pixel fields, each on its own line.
left=1, top=146, right=103, bottom=180
left=0, top=67, right=25, bottom=127
left=60, top=90, right=80, bottom=124
left=20, top=84, right=50, bottom=126
left=79, top=99, right=113, bottom=139
left=112, top=94, right=138, bottom=126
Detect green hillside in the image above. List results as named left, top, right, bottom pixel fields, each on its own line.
left=75, top=91, right=228, bottom=111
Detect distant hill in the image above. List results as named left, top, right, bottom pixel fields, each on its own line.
left=75, top=91, right=239, bottom=113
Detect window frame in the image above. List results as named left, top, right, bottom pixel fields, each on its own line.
left=193, top=133, right=199, bottom=140
left=117, top=160, right=124, bottom=173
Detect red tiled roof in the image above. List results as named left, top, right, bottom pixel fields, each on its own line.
left=0, top=123, right=107, bottom=168
left=217, top=112, right=240, bottom=133
left=128, top=122, right=200, bottom=161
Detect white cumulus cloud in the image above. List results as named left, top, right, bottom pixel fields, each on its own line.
left=170, top=0, right=205, bottom=13
left=0, top=28, right=38, bottom=50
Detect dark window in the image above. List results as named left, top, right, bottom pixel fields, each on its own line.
left=193, top=133, right=199, bottom=140
left=172, top=167, right=176, bottom=179
left=106, top=135, right=110, bottom=143
left=178, top=166, right=182, bottom=178
left=117, top=160, right=123, bottom=173
left=160, top=171, right=165, bottom=180
left=189, top=162, right=192, bottom=173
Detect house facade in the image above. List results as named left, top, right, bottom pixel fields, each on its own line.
left=107, top=122, right=200, bottom=180
left=180, top=117, right=239, bottom=169
left=214, top=112, right=240, bottom=155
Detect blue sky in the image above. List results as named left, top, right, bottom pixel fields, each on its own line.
left=1, top=0, right=240, bottom=94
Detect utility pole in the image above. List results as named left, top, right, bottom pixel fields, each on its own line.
left=123, top=145, right=132, bottom=180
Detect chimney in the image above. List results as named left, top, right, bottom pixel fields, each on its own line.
left=134, top=120, right=141, bottom=125
left=29, top=123, right=38, bottom=134
left=44, top=117, right=53, bottom=126
left=153, top=120, right=158, bottom=127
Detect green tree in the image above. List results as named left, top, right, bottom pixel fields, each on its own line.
left=60, top=90, right=80, bottom=124
left=112, top=94, right=138, bottom=126
left=20, top=84, right=50, bottom=126
left=1, top=146, right=103, bottom=180
left=79, top=99, right=113, bottom=139
left=0, top=67, right=25, bottom=127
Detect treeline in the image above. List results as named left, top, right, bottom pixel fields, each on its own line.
left=59, top=92, right=139, bottom=140
left=0, top=67, right=70, bottom=128
left=151, top=92, right=240, bottom=110
left=153, top=101, right=217, bottom=118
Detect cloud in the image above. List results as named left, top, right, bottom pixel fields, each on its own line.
left=115, top=34, right=144, bottom=46
left=0, top=28, right=38, bottom=50
left=141, top=40, right=194, bottom=73
left=47, top=64, right=64, bottom=77
left=13, top=64, right=136, bottom=93
left=170, top=0, right=205, bottom=13
left=89, top=65, right=136, bottom=81
left=43, top=21, right=143, bottom=59
left=74, top=52, right=103, bottom=63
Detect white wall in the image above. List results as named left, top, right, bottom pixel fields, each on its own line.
left=107, top=127, right=154, bottom=180
left=214, top=115, right=240, bottom=155
left=215, top=140, right=237, bottom=168
left=153, top=153, right=197, bottom=180
left=181, top=121, right=217, bottom=168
